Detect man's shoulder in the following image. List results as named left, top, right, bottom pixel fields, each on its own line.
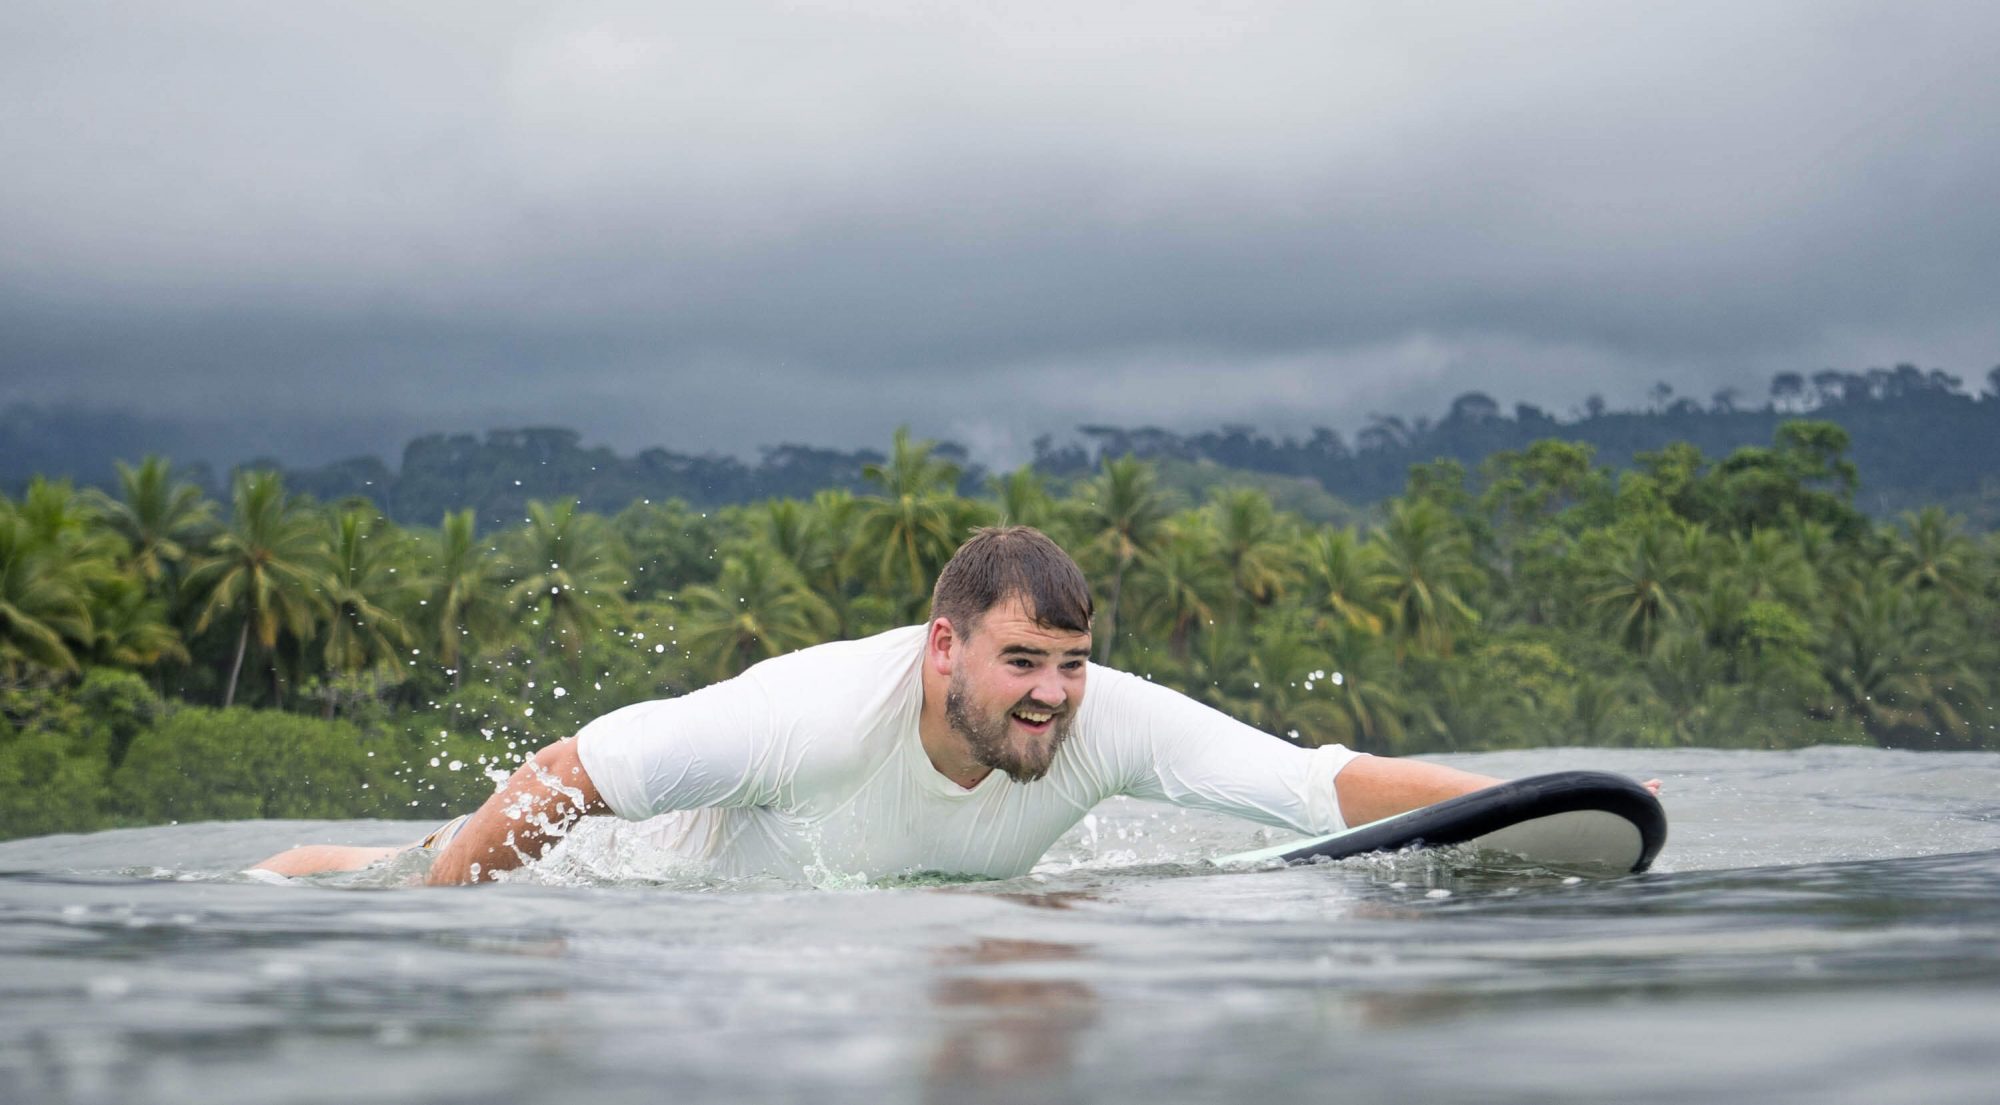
left=742, top=624, right=926, bottom=683
left=1074, top=663, right=1222, bottom=737
left=725, top=624, right=927, bottom=732
left=1080, top=662, right=1159, bottom=701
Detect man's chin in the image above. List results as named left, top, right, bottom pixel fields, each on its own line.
left=986, top=729, right=1067, bottom=783
left=998, top=760, right=1053, bottom=784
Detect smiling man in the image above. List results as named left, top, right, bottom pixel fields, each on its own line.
left=257, top=526, right=1537, bottom=885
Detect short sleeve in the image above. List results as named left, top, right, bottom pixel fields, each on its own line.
left=574, top=671, right=778, bottom=821
left=1087, top=667, right=1363, bottom=835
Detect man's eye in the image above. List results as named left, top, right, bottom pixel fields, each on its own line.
left=1061, top=661, right=1084, bottom=671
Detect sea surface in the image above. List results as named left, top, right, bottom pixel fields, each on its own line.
left=3, top=746, right=1998, bottom=1105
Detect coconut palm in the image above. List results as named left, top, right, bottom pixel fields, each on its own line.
left=1406, top=659, right=1527, bottom=753
left=1126, top=517, right=1228, bottom=660
left=1886, top=507, right=1979, bottom=598
left=83, top=456, right=215, bottom=588
left=613, top=498, right=723, bottom=600
left=13, top=479, right=122, bottom=602
left=989, top=465, right=1057, bottom=529
left=1299, top=525, right=1383, bottom=634
left=1644, top=629, right=1738, bottom=746
left=185, top=471, right=328, bottom=707
left=0, top=508, right=91, bottom=675
left=85, top=574, right=188, bottom=670
left=1366, top=498, right=1481, bottom=658
left=678, top=544, right=838, bottom=680
left=504, top=498, right=631, bottom=662
left=1821, top=568, right=1985, bottom=744
left=851, top=429, right=969, bottom=613
left=1581, top=518, right=1699, bottom=655
left=1314, top=619, right=1407, bottom=753
left=1728, top=526, right=1818, bottom=608
left=419, top=509, right=512, bottom=689
left=320, top=508, right=421, bottom=702
left=1076, top=455, right=1170, bottom=663
left=1206, top=487, right=1295, bottom=609
left=1568, top=672, right=1644, bottom=746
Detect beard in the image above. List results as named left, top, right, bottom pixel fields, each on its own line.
left=944, top=669, right=1076, bottom=783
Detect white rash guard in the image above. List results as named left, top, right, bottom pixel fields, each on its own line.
left=575, top=624, right=1361, bottom=880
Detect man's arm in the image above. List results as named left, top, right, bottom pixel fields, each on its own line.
left=1333, top=754, right=1663, bottom=824
left=426, top=737, right=608, bottom=885
left=1331, top=754, right=1502, bottom=826
left=1098, top=668, right=1659, bottom=834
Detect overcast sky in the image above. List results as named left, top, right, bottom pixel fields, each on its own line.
left=3, top=1, right=1997, bottom=466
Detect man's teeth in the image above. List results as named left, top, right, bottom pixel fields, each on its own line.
left=1014, top=710, right=1053, bottom=723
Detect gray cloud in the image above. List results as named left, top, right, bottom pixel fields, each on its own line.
left=4, top=1, right=1998, bottom=466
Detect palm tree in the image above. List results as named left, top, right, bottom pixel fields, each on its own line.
left=1206, top=487, right=1295, bottom=609
left=1820, top=568, right=1985, bottom=745
left=1076, top=455, right=1170, bottom=663
left=319, top=508, right=421, bottom=710
left=751, top=494, right=859, bottom=634
left=1568, top=672, right=1643, bottom=745
left=989, top=466, right=1057, bottom=529
left=185, top=471, right=328, bottom=707
left=1406, top=660, right=1526, bottom=753
left=0, top=508, right=91, bottom=676
left=1729, top=526, right=1818, bottom=608
left=14, top=479, right=122, bottom=611
left=14, top=477, right=113, bottom=553
left=1315, top=619, right=1407, bottom=753
left=678, top=544, right=837, bottom=680
left=1126, top=517, right=1228, bottom=660
left=1581, top=518, right=1698, bottom=654
left=1366, top=498, right=1481, bottom=658
left=1644, top=630, right=1738, bottom=746
left=504, top=499, right=631, bottom=663
left=852, top=428, right=967, bottom=611
left=419, top=509, right=512, bottom=689
left=83, top=456, right=215, bottom=587
left=1298, top=526, right=1383, bottom=634
left=85, top=574, right=188, bottom=670
left=613, top=497, right=726, bottom=600
left=1887, top=507, right=1978, bottom=598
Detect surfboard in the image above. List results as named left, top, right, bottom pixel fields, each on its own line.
left=1216, top=770, right=1667, bottom=875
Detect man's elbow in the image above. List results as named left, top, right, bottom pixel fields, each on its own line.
left=519, top=737, right=609, bottom=817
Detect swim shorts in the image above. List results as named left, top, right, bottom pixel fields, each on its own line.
left=420, top=813, right=472, bottom=851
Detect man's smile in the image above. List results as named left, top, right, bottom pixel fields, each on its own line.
left=1011, top=706, right=1059, bottom=733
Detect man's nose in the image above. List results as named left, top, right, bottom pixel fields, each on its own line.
left=1030, top=674, right=1067, bottom=709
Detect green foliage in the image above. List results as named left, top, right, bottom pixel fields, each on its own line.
left=1, top=678, right=115, bottom=837
left=111, top=706, right=413, bottom=823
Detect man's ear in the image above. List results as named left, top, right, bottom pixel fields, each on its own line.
left=927, top=617, right=958, bottom=676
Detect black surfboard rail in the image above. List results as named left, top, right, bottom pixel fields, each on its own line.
left=1275, top=770, right=1668, bottom=873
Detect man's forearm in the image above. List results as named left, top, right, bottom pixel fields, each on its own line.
left=1332, top=754, right=1502, bottom=828
left=426, top=738, right=608, bottom=885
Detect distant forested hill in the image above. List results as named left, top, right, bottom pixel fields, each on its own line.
left=6, top=364, right=1999, bottom=526
left=1039, top=366, right=2000, bottom=524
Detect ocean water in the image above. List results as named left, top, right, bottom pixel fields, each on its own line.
left=3, top=746, right=1998, bottom=1105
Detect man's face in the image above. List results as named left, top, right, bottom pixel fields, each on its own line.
left=942, top=596, right=1090, bottom=783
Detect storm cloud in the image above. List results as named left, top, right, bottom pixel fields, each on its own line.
left=4, top=1, right=1998, bottom=465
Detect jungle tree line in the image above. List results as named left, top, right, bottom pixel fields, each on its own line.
left=4, top=421, right=1999, bottom=772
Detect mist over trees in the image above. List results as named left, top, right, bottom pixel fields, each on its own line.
left=6, top=366, right=2000, bottom=528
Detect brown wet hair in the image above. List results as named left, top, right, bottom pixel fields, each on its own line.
left=929, top=526, right=1093, bottom=638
